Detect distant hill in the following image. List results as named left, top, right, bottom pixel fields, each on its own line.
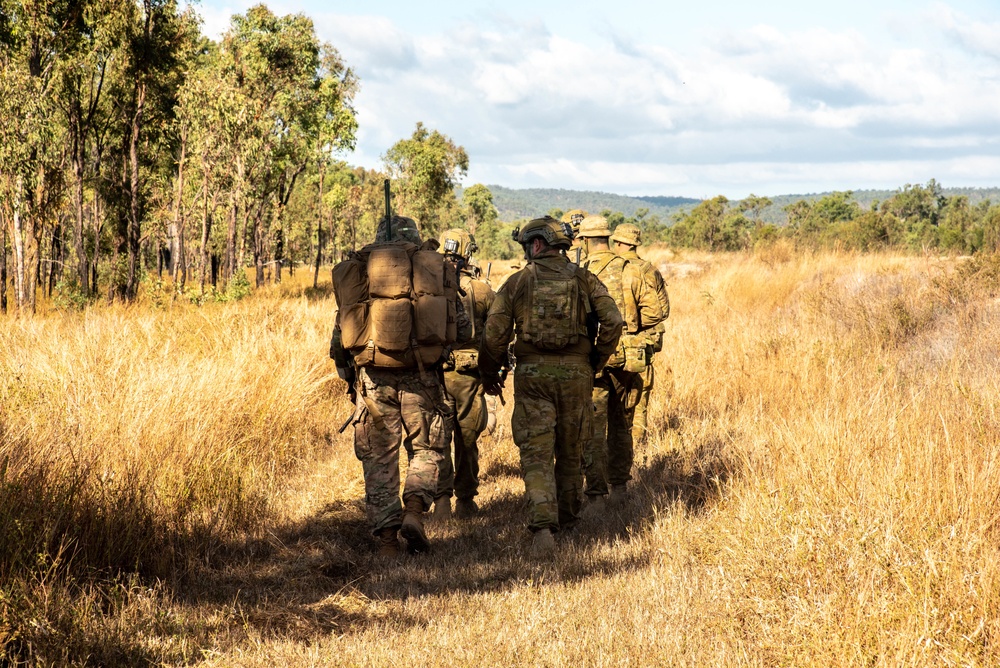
left=462, top=185, right=1000, bottom=225
left=465, top=186, right=701, bottom=223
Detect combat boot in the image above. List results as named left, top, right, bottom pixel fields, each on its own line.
left=582, top=494, right=606, bottom=518
left=530, top=528, right=556, bottom=559
left=431, top=496, right=452, bottom=523
left=376, top=527, right=400, bottom=557
left=610, top=483, right=629, bottom=504
left=455, top=498, right=479, bottom=519
left=400, top=497, right=430, bottom=553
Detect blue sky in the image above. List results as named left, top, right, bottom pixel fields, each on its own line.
left=192, top=0, right=1000, bottom=198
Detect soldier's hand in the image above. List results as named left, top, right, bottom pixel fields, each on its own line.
left=482, top=372, right=505, bottom=401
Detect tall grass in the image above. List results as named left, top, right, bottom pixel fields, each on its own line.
left=3, top=253, right=1000, bottom=665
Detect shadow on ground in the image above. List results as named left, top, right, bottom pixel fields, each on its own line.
left=169, top=429, right=739, bottom=651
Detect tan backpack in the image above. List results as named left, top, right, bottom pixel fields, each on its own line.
left=333, top=241, right=458, bottom=369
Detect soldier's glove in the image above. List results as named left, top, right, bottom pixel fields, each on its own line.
left=482, top=371, right=506, bottom=405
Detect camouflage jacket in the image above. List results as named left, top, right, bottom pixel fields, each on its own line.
left=619, top=249, right=669, bottom=322
left=584, top=250, right=666, bottom=335
left=478, top=251, right=623, bottom=375
left=454, top=267, right=495, bottom=356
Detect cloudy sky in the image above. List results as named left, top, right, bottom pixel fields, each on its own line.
left=193, top=0, right=1000, bottom=199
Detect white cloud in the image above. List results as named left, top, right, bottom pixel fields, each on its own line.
left=301, top=5, right=1000, bottom=197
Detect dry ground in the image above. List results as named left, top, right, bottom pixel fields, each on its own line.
left=2, top=248, right=1000, bottom=666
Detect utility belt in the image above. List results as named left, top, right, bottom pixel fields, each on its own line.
left=515, top=352, right=590, bottom=366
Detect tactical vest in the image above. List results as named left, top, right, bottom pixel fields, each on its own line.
left=519, top=261, right=590, bottom=351
left=333, top=241, right=458, bottom=369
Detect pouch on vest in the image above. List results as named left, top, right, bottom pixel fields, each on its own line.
left=412, top=250, right=445, bottom=295
left=368, top=246, right=413, bottom=298
left=414, top=294, right=448, bottom=345
left=621, top=333, right=648, bottom=373
left=521, top=263, right=582, bottom=350
left=371, top=299, right=412, bottom=351
left=333, top=257, right=368, bottom=311
left=338, top=302, right=370, bottom=349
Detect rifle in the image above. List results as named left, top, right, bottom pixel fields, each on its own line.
left=383, top=179, right=392, bottom=240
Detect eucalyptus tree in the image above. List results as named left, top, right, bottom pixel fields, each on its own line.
left=0, top=0, right=85, bottom=313
left=206, top=4, right=357, bottom=287
left=383, top=122, right=468, bottom=239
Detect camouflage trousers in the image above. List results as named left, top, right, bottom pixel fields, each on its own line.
left=584, top=367, right=639, bottom=496
left=632, top=357, right=673, bottom=445
left=437, top=368, right=487, bottom=500
left=631, top=363, right=654, bottom=446
left=511, top=360, right=593, bottom=532
left=352, top=366, right=451, bottom=533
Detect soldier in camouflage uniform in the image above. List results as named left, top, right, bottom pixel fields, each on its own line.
left=479, top=217, right=623, bottom=558
left=578, top=216, right=667, bottom=507
left=433, top=229, right=496, bottom=521
left=611, top=223, right=671, bottom=447
left=331, top=216, right=467, bottom=557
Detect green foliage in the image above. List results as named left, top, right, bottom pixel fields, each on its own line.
left=220, top=269, right=252, bottom=302
left=52, top=276, right=91, bottom=311
left=383, top=122, right=468, bottom=239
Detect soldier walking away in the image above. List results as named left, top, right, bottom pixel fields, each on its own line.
left=478, top=217, right=623, bottom=559
left=330, top=213, right=467, bottom=557
left=433, top=228, right=496, bottom=521
left=577, top=216, right=667, bottom=508
left=610, top=223, right=671, bottom=447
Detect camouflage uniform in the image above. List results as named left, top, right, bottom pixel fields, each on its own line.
left=354, top=366, right=451, bottom=531
left=436, top=230, right=496, bottom=507
left=579, top=216, right=667, bottom=498
left=331, top=215, right=468, bottom=553
left=612, top=224, right=671, bottom=446
left=479, top=218, right=623, bottom=534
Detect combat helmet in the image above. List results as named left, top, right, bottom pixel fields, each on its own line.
left=611, top=223, right=642, bottom=247
left=576, top=215, right=612, bottom=238
left=439, top=228, right=478, bottom=259
left=560, top=209, right=588, bottom=236
left=514, top=216, right=574, bottom=249
left=375, top=215, right=421, bottom=244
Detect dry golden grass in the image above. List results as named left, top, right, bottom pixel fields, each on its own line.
left=3, top=252, right=1000, bottom=666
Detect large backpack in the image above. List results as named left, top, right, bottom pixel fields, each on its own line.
left=333, top=241, right=458, bottom=369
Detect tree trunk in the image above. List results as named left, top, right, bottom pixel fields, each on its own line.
left=171, top=133, right=187, bottom=292
left=225, top=194, right=237, bottom=286
left=253, top=200, right=266, bottom=288
left=313, top=165, right=323, bottom=288
left=200, top=183, right=214, bottom=295
left=1, top=211, right=7, bottom=313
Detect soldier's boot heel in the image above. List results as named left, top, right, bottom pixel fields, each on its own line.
left=455, top=498, right=479, bottom=519
left=400, top=497, right=430, bottom=553
left=530, top=528, right=556, bottom=560
left=431, top=496, right=452, bottom=523
left=376, top=527, right=400, bottom=557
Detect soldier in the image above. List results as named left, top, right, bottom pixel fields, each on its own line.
left=610, top=223, right=671, bottom=446
left=433, top=228, right=496, bottom=521
left=478, top=216, right=623, bottom=558
left=561, top=209, right=589, bottom=264
left=577, top=216, right=667, bottom=507
left=330, top=215, right=467, bottom=556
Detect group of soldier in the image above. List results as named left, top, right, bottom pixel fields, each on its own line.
left=330, top=207, right=670, bottom=560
